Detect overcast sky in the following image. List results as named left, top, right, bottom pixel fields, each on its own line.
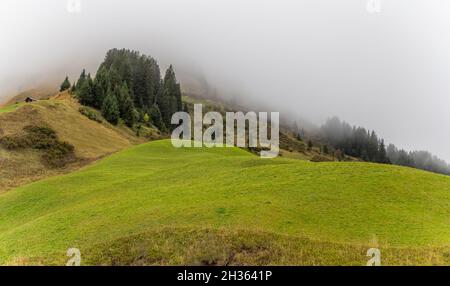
left=1, top=0, right=450, bottom=161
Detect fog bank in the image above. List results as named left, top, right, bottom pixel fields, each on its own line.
left=1, top=0, right=450, bottom=161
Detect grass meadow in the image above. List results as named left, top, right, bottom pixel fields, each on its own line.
left=0, top=140, right=449, bottom=265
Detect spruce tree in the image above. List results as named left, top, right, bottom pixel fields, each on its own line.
left=149, top=104, right=166, bottom=132
left=92, top=67, right=109, bottom=109
left=160, top=65, right=182, bottom=127
left=119, top=84, right=137, bottom=127
left=376, top=139, right=389, bottom=164
left=182, top=103, right=189, bottom=113
left=87, top=49, right=180, bottom=132
left=368, top=131, right=379, bottom=161
left=101, top=93, right=120, bottom=125
left=75, top=69, right=87, bottom=90
left=60, top=76, right=71, bottom=92
left=70, top=82, right=76, bottom=93
left=77, top=74, right=94, bottom=106
left=307, top=140, right=313, bottom=150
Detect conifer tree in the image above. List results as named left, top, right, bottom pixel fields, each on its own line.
left=60, top=76, right=71, bottom=92
left=70, top=82, right=76, bottom=93
left=160, top=65, right=182, bottom=127
left=307, top=140, right=313, bottom=150
left=368, top=131, right=379, bottom=161
left=77, top=74, right=94, bottom=106
left=92, top=67, right=109, bottom=109
left=149, top=104, right=166, bottom=132
left=376, top=139, right=389, bottom=164
left=75, top=49, right=181, bottom=132
left=182, top=103, right=189, bottom=113
left=117, top=83, right=136, bottom=127
left=75, top=69, right=87, bottom=90
left=101, top=93, right=120, bottom=125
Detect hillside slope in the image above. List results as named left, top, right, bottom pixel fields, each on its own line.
left=182, top=95, right=338, bottom=161
left=0, top=86, right=57, bottom=107
left=0, top=140, right=448, bottom=265
left=0, top=92, right=146, bottom=192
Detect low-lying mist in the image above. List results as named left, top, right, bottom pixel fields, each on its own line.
left=1, top=0, right=450, bottom=162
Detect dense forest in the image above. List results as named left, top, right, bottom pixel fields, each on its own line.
left=320, top=117, right=450, bottom=175
left=61, top=49, right=182, bottom=131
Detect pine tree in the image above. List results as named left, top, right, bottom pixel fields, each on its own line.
left=149, top=104, right=165, bottom=132
left=376, top=139, right=390, bottom=164
left=182, top=103, right=189, bottom=113
left=368, top=131, right=379, bottom=162
left=75, top=69, right=87, bottom=90
left=70, top=82, right=76, bottom=93
left=120, top=86, right=137, bottom=127
left=60, top=76, right=71, bottom=92
left=386, top=144, right=399, bottom=164
left=84, top=49, right=179, bottom=132
left=293, top=121, right=299, bottom=134
left=175, top=83, right=182, bottom=111
left=77, top=74, right=94, bottom=106
left=101, top=93, right=120, bottom=125
left=108, top=68, right=121, bottom=90
left=160, top=65, right=182, bottom=127
left=307, top=140, right=313, bottom=150
left=92, top=67, right=109, bottom=109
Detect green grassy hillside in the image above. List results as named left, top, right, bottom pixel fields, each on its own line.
left=0, top=140, right=449, bottom=265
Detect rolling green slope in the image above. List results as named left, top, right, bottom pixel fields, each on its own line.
left=0, top=140, right=449, bottom=265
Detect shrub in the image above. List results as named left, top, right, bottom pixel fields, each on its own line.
left=0, top=136, right=23, bottom=149
left=23, top=125, right=58, bottom=149
left=42, top=141, right=75, bottom=167
left=310, top=154, right=333, bottom=162
left=79, top=106, right=103, bottom=123
left=0, top=125, right=76, bottom=167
